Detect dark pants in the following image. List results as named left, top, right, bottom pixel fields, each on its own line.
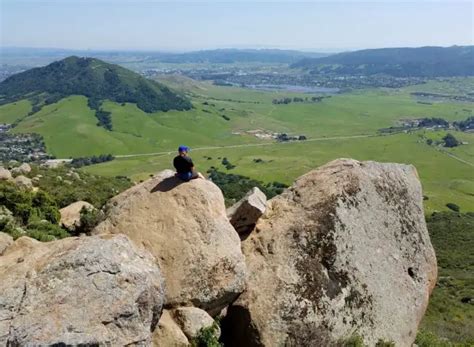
left=176, top=171, right=196, bottom=182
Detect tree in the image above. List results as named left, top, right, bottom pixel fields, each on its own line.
left=442, top=133, right=460, bottom=148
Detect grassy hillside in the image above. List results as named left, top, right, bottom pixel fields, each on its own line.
left=0, top=56, right=192, bottom=116
left=418, top=212, right=474, bottom=345
left=292, top=46, right=474, bottom=77
left=2, top=76, right=473, bottom=213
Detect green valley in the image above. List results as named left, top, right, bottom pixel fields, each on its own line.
left=1, top=73, right=473, bottom=214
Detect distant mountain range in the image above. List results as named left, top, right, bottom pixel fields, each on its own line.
left=0, top=56, right=191, bottom=113
left=291, top=46, right=474, bottom=77
left=0, top=47, right=329, bottom=66
left=145, top=49, right=329, bottom=64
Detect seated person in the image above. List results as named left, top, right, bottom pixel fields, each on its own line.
left=173, top=145, right=204, bottom=181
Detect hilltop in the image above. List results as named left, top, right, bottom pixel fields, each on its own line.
left=0, top=56, right=192, bottom=128
left=292, top=46, right=474, bottom=77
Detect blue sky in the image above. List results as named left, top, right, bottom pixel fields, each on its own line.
left=1, top=0, right=473, bottom=51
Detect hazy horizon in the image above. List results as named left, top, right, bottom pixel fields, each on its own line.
left=1, top=1, right=472, bottom=52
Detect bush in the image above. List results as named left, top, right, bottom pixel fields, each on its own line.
left=446, top=203, right=460, bottom=212
left=443, top=133, right=460, bottom=148
left=76, top=207, right=103, bottom=235
left=340, top=335, right=365, bottom=347
left=26, top=221, right=69, bottom=242
left=207, top=168, right=288, bottom=206
left=191, top=321, right=222, bottom=347
left=415, top=330, right=453, bottom=347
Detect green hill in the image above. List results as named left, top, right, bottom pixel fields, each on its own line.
left=292, top=46, right=474, bottom=77
left=0, top=56, right=192, bottom=129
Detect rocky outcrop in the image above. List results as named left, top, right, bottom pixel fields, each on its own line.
left=0, top=234, right=165, bottom=346
left=173, top=307, right=220, bottom=341
left=222, top=159, right=437, bottom=347
left=93, top=170, right=246, bottom=314
left=227, top=187, right=266, bottom=236
left=11, top=163, right=31, bottom=176
left=152, top=310, right=189, bottom=347
left=0, top=167, right=12, bottom=181
left=0, top=232, right=13, bottom=255
left=60, top=200, right=96, bottom=231
left=13, top=175, right=33, bottom=189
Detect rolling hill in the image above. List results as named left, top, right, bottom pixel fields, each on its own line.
left=0, top=56, right=192, bottom=127
left=148, top=48, right=329, bottom=64
left=292, top=46, right=474, bottom=77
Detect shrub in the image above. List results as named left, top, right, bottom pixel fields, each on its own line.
left=76, top=206, right=103, bottom=235
left=340, top=335, right=365, bottom=347
left=443, top=133, right=460, bottom=148
left=375, top=339, right=395, bottom=347
left=191, top=321, right=222, bottom=347
left=415, top=329, right=453, bottom=347
left=26, top=221, right=69, bottom=242
left=446, top=203, right=460, bottom=212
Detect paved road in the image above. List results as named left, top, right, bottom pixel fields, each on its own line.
left=114, top=134, right=376, bottom=159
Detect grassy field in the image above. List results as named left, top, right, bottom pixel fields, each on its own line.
left=83, top=131, right=474, bottom=213
left=2, top=77, right=473, bottom=213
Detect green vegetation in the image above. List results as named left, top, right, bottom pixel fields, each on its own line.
left=340, top=335, right=365, bottom=347
left=0, top=182, right=66, bottom=241
left=0, top=164, right=131, bottom=241
left=191, top=322, right=222, bottom=347
left=1, top=75, right=470, bottom=213
left=77, top=206, right=104, bottom=235
left=70, top=154, right=114, bottom=168
left=418, top=212, right=474, bottom=345
left=443, top=133, right=461, bottom=148
left=207, top=168, right=287, bottom=206
left=32, top=166, right=131, bottom=208
left=0, top=56, right=192, bottom=130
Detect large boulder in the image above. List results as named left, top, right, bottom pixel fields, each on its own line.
left=13, top=175, right=33, bottom=190
left=0, top=232, right=13, bottom=255
left=93, top=170, right=246, bottom=313
left=222, top=159, right=437, bottom=347
left=60, top=200, right=96, bottom=231
left=227, top=187, right=267, bottom=237
left=0, top=234, right=165, bottom=346
left=0, top=167, right=12, bottom=181
left=11, top=163, right=31, bottom=176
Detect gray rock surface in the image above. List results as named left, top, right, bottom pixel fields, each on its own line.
left=173, top=307, right=220, bottom=340
left=93, top=170, right=247, bottom=314
left=223, top=159, right=437, bottom=347
left=0, top=234, right=165, bottom=346
left=0, top=232, right=13, bottom=255
left=60, top=200, right=96, bottom=231
left=227, top=187, right=266, bottom=236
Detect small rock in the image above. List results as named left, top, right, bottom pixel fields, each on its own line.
left=0, top=167, right=12, bottom=181
left=227, top=187, right=266, bottom=236
left=173, top=307, right=220, bottom=341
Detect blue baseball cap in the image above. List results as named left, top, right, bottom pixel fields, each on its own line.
left=178, top=145, right=190, bottom=152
